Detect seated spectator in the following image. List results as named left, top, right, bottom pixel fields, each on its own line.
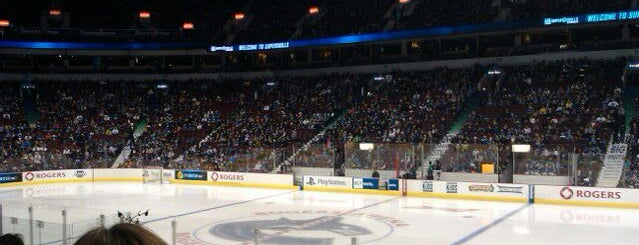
left=75, top=223, right=166, bottom=245
left=0, top=234, right=24, bottom=245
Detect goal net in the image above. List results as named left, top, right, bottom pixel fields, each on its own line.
left=143, top=167, right=164, bottom=184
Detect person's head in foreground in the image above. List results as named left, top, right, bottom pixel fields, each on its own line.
left=0, top=234, right=25, bottom=245
left=74, top=223, right=166, bottom=245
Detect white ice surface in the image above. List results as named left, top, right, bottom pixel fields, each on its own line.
left=0, top=182, right=637, bottom=245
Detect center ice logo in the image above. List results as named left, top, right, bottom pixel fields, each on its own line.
left=192, top=210, right=407, bottom=245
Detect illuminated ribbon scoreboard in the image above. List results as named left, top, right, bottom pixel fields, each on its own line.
left=210, top=9, right=639, bottom=53
left=0, top=10, right=638, bottom=51
left=543, top=10, right=639, bottom=26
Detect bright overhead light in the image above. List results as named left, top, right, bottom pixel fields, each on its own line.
left=182, top=22, right=194, bottom=30
left=512, top=144, right=531, bottom=153
left=139, top=11, right=151, bottom=19
left=308, top=6, right=319, bottom=14
left=359, top=143, right=375, bottom=151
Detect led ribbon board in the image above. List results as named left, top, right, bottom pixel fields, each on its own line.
left=543, top=10, right=639, bottom=26
left=1, top=9, right=638, bottom=51
left=209, top=9, right=639, bottom=52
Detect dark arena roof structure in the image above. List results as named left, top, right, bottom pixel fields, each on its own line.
left=1, top=1, right=639, bottom=244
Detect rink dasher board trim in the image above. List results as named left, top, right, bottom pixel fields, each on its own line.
left=170, top=179, right=298, bottom=190
left=406, top=191, right=528, bottom=203
left=303, top=185, right=402, bottom=196
left=535, top=198, right=639, bottom=209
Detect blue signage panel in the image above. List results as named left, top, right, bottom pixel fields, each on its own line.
left=362, top=178, right=379, bottom=190
left=175, top=170, right=207, bottom=181
left=0, top=172, right=22, bottom=183
left=387, top=178, right=399, bottom=191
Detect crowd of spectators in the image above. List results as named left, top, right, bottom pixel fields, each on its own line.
left=622, top=94, right=639, bottom=188
left=1, top=81, right=138, bottom=172
left=127, top=80, right=242, bottom=170
left=0, top=59, right=634, bottom=186
left=0, top=76, right=363, bottom=172
left=329, top=67, right=482, bottom=146
left=180, top=75, right=363, bottom=171
left=450, top=59, right=625, bottom=179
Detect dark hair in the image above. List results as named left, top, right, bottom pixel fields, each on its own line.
left=0, top=234, right=25, bottom=245
left=74, top=223, right=166, bottom=245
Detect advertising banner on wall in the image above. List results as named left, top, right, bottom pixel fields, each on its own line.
left=387, top=179, right=399, bottom=190
left=209, top=171, right=247, bottom=183
left=535, top=185, right=639, bottom=207
left=162, top=169, right=175, bottom=180
left=405, top=179, right=530, bottom=202
left=303, top=176, right=352, bottom=189
left=353, top=178, right=363, bottom=189
left=175, top=170, right=207, bottom=181
left=353, top=178, right=379, bottom=190
left=604, top=144, right=627, bottom=166
left=456, top=182, right=529, bottom=201
left=0, top=172, right=22, bottom=184
left=22, top=169, right=92, bottom=183
left=206, top=171, right=292, bottom=186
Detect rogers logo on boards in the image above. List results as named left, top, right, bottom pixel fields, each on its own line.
left=25, top=172, right=35, bottom=181
left=211, top=172, right=245, bottom=182
left=560, top=187, right=573, bottom=199
left=559, top=186, right=621, bottom=200
left=25, top=171, right=66, bottom=181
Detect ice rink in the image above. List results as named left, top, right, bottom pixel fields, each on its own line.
left=1, top=182, right=638, bottom=245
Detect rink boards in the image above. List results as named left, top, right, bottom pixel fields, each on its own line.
left=0, top=169, right=296, bottom=189
left=301, top=175, right=639, bottom=208
left=2, top=169, right=639, bottom=208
